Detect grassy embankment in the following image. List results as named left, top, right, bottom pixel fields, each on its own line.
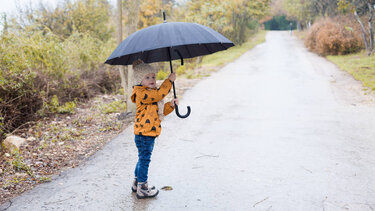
left=294, top=30, right=375, bottom=91
left=327, top=53, right=375, bottom=91
left=201, top=30, right=267, bottom=67
left=157, top=30, right=267, bottom=80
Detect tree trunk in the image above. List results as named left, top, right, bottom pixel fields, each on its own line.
left=117, top=0, right=127, bottom=103
left=368, top=3, right=374, bottom=55
left=2, top=14, right=8, bottom=36
left=297, top=21, right=302, bottom=31
left=308, top=20, right=312, bottom=30
left=125, top=0, right=140, bottom=113
left=354, top=10, right=369, bottom=53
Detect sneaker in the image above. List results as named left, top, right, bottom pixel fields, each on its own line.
left=132, top=179, right=155, bottom=193
left=136, top=182, right=159, bottom=199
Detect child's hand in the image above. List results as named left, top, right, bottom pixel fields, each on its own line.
left=168, top=73, right=176, bottom=82
left=170, top=98, right=179, bottom=107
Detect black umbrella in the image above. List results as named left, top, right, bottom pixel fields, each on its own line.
left=105, top=12, right=234, bottom=118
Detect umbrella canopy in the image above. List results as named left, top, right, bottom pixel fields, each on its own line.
left=105, top=18, right=234, bottom=118
left=105, top=22, right=234, bottom=65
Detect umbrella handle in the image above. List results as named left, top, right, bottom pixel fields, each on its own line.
left=174, top=49, right=184, bottom=66
left=175, top=105, right=191, bottom=118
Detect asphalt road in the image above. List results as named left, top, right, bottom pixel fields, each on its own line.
left=2, top=31, right=375, bottom=211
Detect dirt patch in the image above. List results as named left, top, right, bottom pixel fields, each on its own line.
left=0, top=70, right=211, bottom=205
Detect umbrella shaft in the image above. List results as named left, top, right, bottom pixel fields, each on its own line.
left=168, top=48, right=177, bottom=99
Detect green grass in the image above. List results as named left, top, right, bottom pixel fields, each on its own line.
left=201, top=30, right=267, bottom=67
left=327, top=51, right=375, bottom=90
left=293, top=30, right=308, bottom=40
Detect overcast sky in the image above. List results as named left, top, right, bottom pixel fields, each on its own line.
left=0, top=0, right=117, bottom=15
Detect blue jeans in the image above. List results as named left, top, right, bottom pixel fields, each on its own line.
left=134, top=135, right=156, bottom=183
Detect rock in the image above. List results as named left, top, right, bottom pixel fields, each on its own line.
left=5, top=153, right=10, bottom=157
left=3, top=136, right=26, bottom=151
left=26, top=137, right=36, bottom=142
left=15, top=173, right=27, bottom=177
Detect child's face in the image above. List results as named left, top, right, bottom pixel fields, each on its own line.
left=141, top=73, right=156, bottom=88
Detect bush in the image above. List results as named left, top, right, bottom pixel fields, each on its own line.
left=176, top=66, right=186, bottom=76
left=156, top=70, right=169, bottom=80
left=305, top=17, right=362, bottom=56
left=100, top=101, right=127, bottom=114
left=0, top=30, right=119, bottom=142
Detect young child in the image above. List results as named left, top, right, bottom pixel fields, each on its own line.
left=130, top=60, right=178, bottom=199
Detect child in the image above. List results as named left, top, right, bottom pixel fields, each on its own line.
left=130, top=60, right=178, bottom=199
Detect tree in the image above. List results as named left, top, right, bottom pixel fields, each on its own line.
left=117, top=0, right=127, bottom=112
left=338, top=0, right=375, bottom=55
left=1, top=13, right=8, bottom=36
left=15, top=0, right=113, bottom=41
left=125, top=0, right=141, bottom=113
left=183, top=0, right=270, bottom=45
left=282, top=0, right=339, bottom=30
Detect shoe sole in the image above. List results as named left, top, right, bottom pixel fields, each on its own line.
left=132, top=186, right=155, bottom=193
left=136, top=190, right=159, bottom=199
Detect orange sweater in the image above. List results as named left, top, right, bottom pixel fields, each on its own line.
left=131, top=79, right=174, bottom=137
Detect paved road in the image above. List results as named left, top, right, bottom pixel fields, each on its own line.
left=2, top=31, right=375, bottom=211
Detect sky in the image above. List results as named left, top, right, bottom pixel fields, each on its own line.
left=0, top=0, right=186, bottom=16
left=0, top=0, right=117, bottom=15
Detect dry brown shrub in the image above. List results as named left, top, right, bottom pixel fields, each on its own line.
left=305, top=16, right=363, bottom=56
left=0, top=66, right=120, bottom=142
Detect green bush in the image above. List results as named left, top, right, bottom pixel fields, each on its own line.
left=57, top=101, right=77, bottom=114
left=100, top=101, right=127, bottom=114
left=156, top=70, right=169, bottom=80
left=176, top=66, right=186, bottom=76
left=0, top=30, right=118, bottom=141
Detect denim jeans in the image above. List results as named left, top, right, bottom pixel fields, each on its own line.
left=134, top=135, right=156, bottom=183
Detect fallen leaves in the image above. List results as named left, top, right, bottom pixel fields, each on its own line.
left=161, top=186, right=173, bottom=191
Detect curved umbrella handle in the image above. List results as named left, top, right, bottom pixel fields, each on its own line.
left=175, top=105, right=191, bottom=118
left=174, top=49, right=184, bottom=66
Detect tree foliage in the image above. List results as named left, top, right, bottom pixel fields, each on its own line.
left=179, top=0, right=270, bottom=45
left=13, top=0, right=114, bottom=41
left=281, top=0, right=339, bottom=29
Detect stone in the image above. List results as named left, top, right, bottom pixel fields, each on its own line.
left=15, top=173, right=27, bottom=177
left=26, top=137, right=36, bottom=142
left=3, top=136, right=26, bottom=151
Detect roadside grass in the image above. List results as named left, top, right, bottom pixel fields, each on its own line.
left=293, top=30, right=308, bottom=40
left=201, top=30, right=267, bottom=67
left=293, top=30, right=375, bottom=92
left=327, top=52, right=375, bottom=91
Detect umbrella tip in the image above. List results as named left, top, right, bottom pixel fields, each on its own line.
left=163, top=10, right=167, bottom=23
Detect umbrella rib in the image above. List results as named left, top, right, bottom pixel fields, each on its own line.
left=144, top=50, right=150, bottom=63
left=219, top=42, right=226, bottom=51
left=203, top=43, right=212, bottom=54
left=184, top=44, right=193, bottom=58
left=125, top=54, right=131, bottom=65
